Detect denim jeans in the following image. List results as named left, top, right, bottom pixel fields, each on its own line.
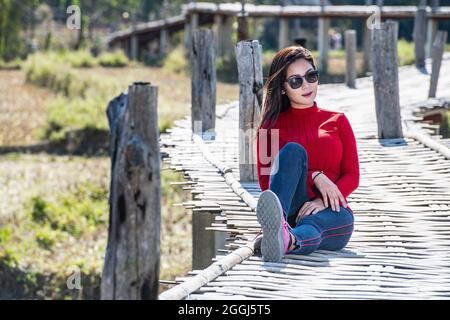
left=268, top=142, right=354, bottom=255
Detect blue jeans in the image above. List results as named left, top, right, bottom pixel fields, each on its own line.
left=268, top=142, right=354, bottom=255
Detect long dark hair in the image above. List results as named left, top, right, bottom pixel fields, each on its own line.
left=257, top=45, right=317, bottom=132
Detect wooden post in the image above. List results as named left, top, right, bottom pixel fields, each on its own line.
left=223, top=16, right=235, bottom=61
left=279, top=18, right=289, bottom=49
left=184, top=20, right=191, bottom=60
left=294, top=18, right=301, bottom=40
left=371, top=20, right=403, bottom=139
left=192, top=211, right=222, bottom=270
left=345, top=30, right=357, bottom=88
left=130, top=11, right=138, bottom=61
left=191, top=12, right=199, bottom=33
left=101, top=82, right=161, bottom=300
left=213, top=14, right=224, bottom=57
left=363, top=18, right=372, bottom=74
left=159, top=28, right=168, bottom=60
left=318, top=2, right=330, bottom=74
left=187, top=12, right=199, bottom=62
left=235, top=40, right=263, bottom=182
left=426, top=0, right=439, bottom=59
left=237, top=0, right=249, bottom=42
left=426, top=20, right=438, bottom=60
left=428, top=30, right=447, bottom=98
left=191, top=28, right=216, bottom=140
left=130, top=35, right=138, bottom=61
left=414, top=4, right=427, bottom=70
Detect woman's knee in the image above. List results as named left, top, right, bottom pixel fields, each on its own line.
left=279, top=142, right=307, bottom=162
left=281, top=142, right=307, bottom=156
left=271, top=142, right=308, bottom=175
left=338, top=206, right=355, bottom=225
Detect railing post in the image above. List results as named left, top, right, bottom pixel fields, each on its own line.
left=345, top=29, right=357, bottom=88
left=159, top=28, right=168, bottom=60
left=318, top=5, right=330, bottom=74
left=223, top=16, right=235, bottom=61
left=371, top=20, right=403, bottom=139
left=235, top=40, right=263, bottom=183
left=186, top=10, right=199, bottom=61
left=213, top=14, right=224, bottom=57
left=190, top=28, right=221, bottom=270
left=192, top=211, right=219, bottom=270
left=130, top=35, right=138, bottom=61
left=237, top=0, right=249, bottom=42
left=279, top=18, right=289, bottom=49
left=414, top=2, right=427, bottom=70
left=428, top=30, right=447, bottom=98
left=363, top=25, right=371, bottom=75
left=102, top=82, right=161, bottom=300
left=191, top=28, right=216, bottom=140
left=426, top=0, right=440, bottom=59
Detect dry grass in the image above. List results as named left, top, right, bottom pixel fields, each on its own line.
left=0, top=70, right=53, bottom=146
left=0, top=66, right=227, bottom=298
left=0, top=152, right=191, bottom=298
left=75, top=66, right=239, bottom=130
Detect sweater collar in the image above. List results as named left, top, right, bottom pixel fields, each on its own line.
left=288, top=101, right=318, bottom=115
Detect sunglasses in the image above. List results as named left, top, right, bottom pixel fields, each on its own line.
left=284, top=69, right=319, bottom=90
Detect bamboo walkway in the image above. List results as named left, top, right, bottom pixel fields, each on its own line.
left=159, top=53, right=450, bottom=300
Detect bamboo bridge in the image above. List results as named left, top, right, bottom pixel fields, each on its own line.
left=158, top=53, right=450, bottom=300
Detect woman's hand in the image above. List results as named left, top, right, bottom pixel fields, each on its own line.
left=312, top=171, right=347, bottom=212
left=295, top=198, right=327, bottom=224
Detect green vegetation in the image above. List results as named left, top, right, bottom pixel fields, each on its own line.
left=397, top=39, right=415, bottom=66
left=22, top=49, right=238, bottom=146
left=97, top=50, right=129, bottom=67
left=163, top=45, right=189, bottom=76
left=23, top=51, right=127, bottom=143
left=441, top=111, right=450, bottom=139
left=0, top=179, right=108, bottom=299
left=0, top=58, right=22, bottom=70
left=0, top=155, right=191, bottom=299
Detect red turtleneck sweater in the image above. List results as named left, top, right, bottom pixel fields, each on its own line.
left=256, top=101, right=360, bottom=214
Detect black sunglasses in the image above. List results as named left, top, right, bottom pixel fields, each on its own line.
left=284, top=69, right=319, bottom=90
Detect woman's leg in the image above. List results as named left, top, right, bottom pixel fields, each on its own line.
left=288, top=206, right=354, bottom=255
left=268, top=142, right=311, bottom=227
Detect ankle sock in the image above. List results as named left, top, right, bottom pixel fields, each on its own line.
left=288, top=232, right=299, bottom=251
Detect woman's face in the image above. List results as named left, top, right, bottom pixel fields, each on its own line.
left=283, top=58, right=318, bottom=107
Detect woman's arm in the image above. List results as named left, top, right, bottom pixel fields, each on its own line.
left=334, top=113, right=360, bottom=198
left=307, top=170, right=321, bottom=197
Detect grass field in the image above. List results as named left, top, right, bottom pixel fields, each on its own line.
left=0, top=61, right=238, bottom=299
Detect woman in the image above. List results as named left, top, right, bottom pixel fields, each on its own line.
left=254, top=45, right=360, bottom=262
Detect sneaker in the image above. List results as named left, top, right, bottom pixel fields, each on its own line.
left=256, top=190, right=291, bottom=262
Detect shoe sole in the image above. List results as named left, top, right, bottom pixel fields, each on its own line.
left=256, top=190, right=285, bottom=262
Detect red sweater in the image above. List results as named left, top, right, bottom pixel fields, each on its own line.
left=256, top=100, right=360, bottom=214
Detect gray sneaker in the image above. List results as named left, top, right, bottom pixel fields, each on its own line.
left=256, top=190, right=291, bottom=262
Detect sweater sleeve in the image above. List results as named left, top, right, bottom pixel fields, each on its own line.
left=256, top=122, right=271, bottom=192
left=334, top=113, right=360, bottom=198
